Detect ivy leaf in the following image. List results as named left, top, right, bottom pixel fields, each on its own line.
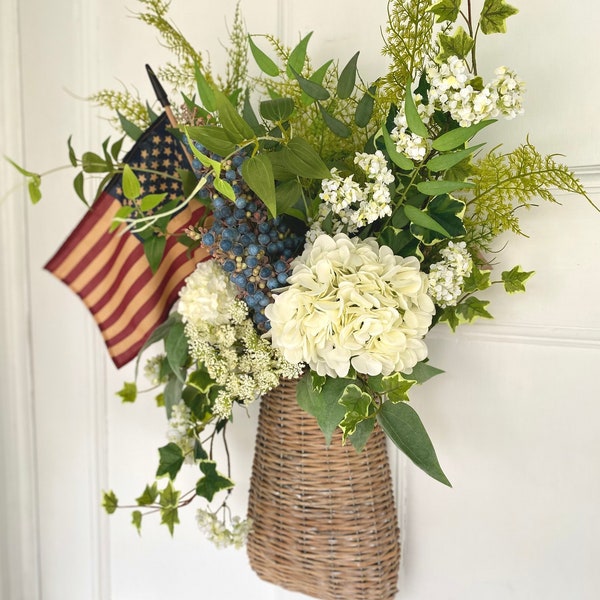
left=196, top=460, right=235, bottom=502
left=480, top=0, right=519, bottom=35
left=136, top=483, right=158, bottom=506
left=455, top=296, right=494, bottom=323
left=501, top=265, right=534, bottom=293
left=462, top=267, right=492, bottom=294
left=409, top=194, right=466, bottom=246
left=248, top=35, right=279, bottom=76
left=116, top=381, right=137, bottom=403
left=242, top=153, right=277, bottom=216
left=338, top=384, right=374, bottom=439
left=405, top=204, right=452, bottom=239
left=377, top=401, right=451, bottom=486
left=159, top=481, right=180, bottom=536
left=156, top=442, right=185, bottom=480
left=368, top=372, right=416, bottom=403
left=348, top=417, right=376, bottom=452
left=296, top=372, right=352, bottom=445
left=131, top=511, right=142, bottom=535
left=337, top=51, right=360, bottom=99
left=439, top=306, right=460, bottom=332
left=102, top=490, right=118, bottom=514
left=437, top=26, right=475, bottom=61
left=429, top=0, right=462, bottom=22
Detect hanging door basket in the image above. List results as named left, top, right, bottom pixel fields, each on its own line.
left=247, top=378, right=400, bottom=600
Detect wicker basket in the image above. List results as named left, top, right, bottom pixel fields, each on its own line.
left=247, top=378, right=400, bottom=600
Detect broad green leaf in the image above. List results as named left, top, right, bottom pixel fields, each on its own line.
left=432, top=120, right=496, bottom=152
left=318, top=104, right=351, bottom=138
left=284, top=137, right=331, bottom=179
left=266, top=150, right=295, bottom=180
left=455, top=296, right=493, bottom=323
left=4, top=156, right=38, bottom=178
left=480, top=0, right=519, bottom=35
left=408, top=361, right=445, bottom=385
left=164, top=375, right=184, bottom=418
left=156, top=443, right=184, bottom=480
left=355, top=84, right=376, bottom=128
left=186, top=125, right=236, bottom=156
left=143, top=235, right=166, bottom=274
left=501, top=265, right=534, bottom=293
left=213, top=176, right=236, bottom=201
left=275, top=178, right=304, bottom=216
left=110, top=137, right=125, bottom=161
left=429, top=0, right=462, bottom=22
left=242, top=95, right=265, bottom=135
left=338, top=384, right=374, bottom=439
left=188, top=368, right=215, bottom=393
left=290, top=66, right=330, bottom=101
left=102, top=490, right=118, bottom=514
left=426, top=143, right=485, bottom=172
left=404, top=81, right=428, bottom=138
left=377, top=401, right=451, bottom=486
left=348, top=417, right=376, bottom=452
left=462, top=267, right=492, bottom=294
left=248, top=35, right=279, bottom=76
left=196, top=460, right=235, bottom=502
left=28, top=180, right=42, bottom=204
left=194, top=64, right=216, bottom=111
left=81, top=151, right=110, bottom=173
left=140, top=193, right=168, bottom=212
left=260, top=97, right=295, bottom=122
left=73, top=171, right=87, bottom=205
left=159, top=481, right=180, bottom=536
left=437, top=26, right=475, bottom=61
left=404, top=205, right=452, bottom=238
left=213, top=88, right=255, bottom=142
left=287, top=31, right=313, bottom=77
left=117, top=112, right=142, bottom=141
left=116, top=381, right=137, bottom=403
left=381, top=126, right=414, bottom=170
left=186, top=135, right=222, bottom=173
left=337, top=51, right=360, bottom=99
left=408, top=194, right=466, bottom=245
left=296, top=372, right=352, bottom=445
left=122, top=164, right=141, bottom=200
left=67, top=135, right=77, bottom=166
left=136, top=483, right=158, bottom=506
left=416, top=180, right=475, bottom=195
left=242, top=154, right=277, bottom=216
left=439, top=306, right=460, bottom=331
left=194, top=439, right=209, bottom=461
left=132, top=510, right=142, bottom=534
left=165, top=320, right=188, bottom=374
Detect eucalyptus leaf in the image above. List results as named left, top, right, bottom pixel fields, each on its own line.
left=416, top=180, right=475, bottom=195
left=248, top=35, right=279, bottom=76
left=426, top=143, right=485, bottom=172
left=318, top=104, right=351, bottom=138
left=381, top=126, right=414, bottom=170
left=432, top=120, right=495, bottom=152
left=290, top=66, right=330, bottom=101
left=117, top=112, right=142, bottom=141
left=287, top=31, right=313, bottom=77
left=165, top=320, right=188, bottom=373
left=301, top=60, right=333, bottom=105
left=337, top=51, right=360, bottom=99
left=355, top=84, right=377, bottom=127
left=404, top=81, right=429, bottom=138
left=73, top=171, right=87, bottom=205
left=242, top=95, right=264, bottom=135
left=408, top=194, right=466, bottom=245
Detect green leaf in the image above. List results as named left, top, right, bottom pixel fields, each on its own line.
left=159, top=481, right=180, bottom=536
left=122, top=164, right=141, bottom=200
left=348, top=417, right=376, bottom=452
left=432, top=120, right=496, bottom=152
left=188, top=368, right=215, bottom=393
left=259, top=97, right=295, bottom=122
left=355, top=84, right=376, bottom=128
left=318, top=104, right=351, bottom=138
left=213, top=176, right=236, bottom=201
left=242, top=95, right=265, bottom=135
left=290, top=66, right=330, bottom=101
left=429, top=0, right=462, bottom=22
left=116, top=381, right=137, bottom=403
left=408, top=194, right=466, bottom=245
left=186, top=125, right=237, bottom=156
left=404, top=81, right=428, bottom=138
left=287, top=31, right=313, bottom=77
left=501, top=265, right=534, bottom=293
left=117, top=112, right=143, bottom=141
left=194, top=64, right=216, bottom=111
left=140, top=193, right=168, bottom=212
left=165, top=320, right=188, bottom=374
left=296, top=372, right=352, bottom=445
left=81, top=152, right=110, bottom=174
left=404, top=205, right=452, bottom=238
left=143, top=235, right=166, bottom=274
left=455, top=296, right=493, bottom=323
left=242, top=154, right=277, bottom=215
left=284, top=137, right=331, bottom=179
left=337, top=51, right=360, bottom=99
left=437, top=26, right=475, bottom=61
left=426, top=143, right=485, bottom=172
left=248, top=35, right=279, bottom=76
left=73, top=171, right=87, bottom=205
left=462, top=267, right=492, bottom=294
left=110, top=137, right=125, bottom=161
left=480, top=0, right=519, bottom=35
left=338, top=385, right=374, bottom=439
left=164, top=375, right=184, bottom=418
left=156, top=442, right=185, bottom=480
left=368, top=372, right=416, bottom=403
left=381, top=126, right=414, bottom=170
left=439, top=306, right=460, bottom=331
left=196, top=460, right=235, bottom=502
left=102, top=490, right=118, bottom=514
left=5, top=156, right=39, bottom=178
left=377, top=401, right=451, bottom=486
left=416, top=180, right=475, bottom=195
left=28, top=179, right=42, bottom=204
left=213, top=88, right=255, bottom=143
left=408, top=361, right=445, bottom=385
left=67, top=135, right=78, bottom=166
left=136, top=483, right=158, bottom=506
left=301, top=60, right=333, bottom=105
left=275, top=179, right=304, bottom=216
left=131, top=510, right=142, bottom=534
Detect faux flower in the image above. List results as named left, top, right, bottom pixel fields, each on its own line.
left=266, top=233, right=435, bottom=377
left=428, top=241, right=473, bottom=308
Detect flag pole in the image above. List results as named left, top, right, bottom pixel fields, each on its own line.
left=145, top=64, right=194, bottom=166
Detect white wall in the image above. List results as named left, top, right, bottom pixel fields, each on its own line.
left=1, top=1, right=599, bottom=599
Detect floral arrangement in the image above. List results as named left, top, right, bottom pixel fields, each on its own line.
left=12, top=0, right=596, bottom=548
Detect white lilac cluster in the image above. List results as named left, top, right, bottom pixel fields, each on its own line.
left=179, top=261, right=303, bottom=419
left=309, top=150, right=394, bottom=239
left=426, top=56, right=525, bottom=127
left=196, top=509, right=253, bottom=549
left=427, top=241, right=473, bottom=308
left=266, top=233, right=435, bottom=378
left=391, top=94, right=435, bottom=161
left=166, top=401, right=196, bottom=462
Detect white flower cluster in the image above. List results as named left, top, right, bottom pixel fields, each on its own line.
left=309, top=150, right=394, bottom=238
left=179, top=262, right=303, bottom=420
left=196, top=509, right=253, bottom=549
left=427, top=56, right=525, bottom=127
left=266, top=233, right=435, bottom=378
left=143, top=354, right=168, bottom=386
left=391, top=94, right=435, bottom=161
left=166, top=401, right=196, bottom=462
left=427, top=241, right=473, bottom=308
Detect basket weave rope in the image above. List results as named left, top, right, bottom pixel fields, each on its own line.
left=247, top=378, right=400, bottom=600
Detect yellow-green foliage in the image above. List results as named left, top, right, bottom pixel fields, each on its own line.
left=89, top=89, right=150, bottom=129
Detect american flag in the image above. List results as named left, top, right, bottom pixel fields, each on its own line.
left=45, top=113, right=209, bottom=368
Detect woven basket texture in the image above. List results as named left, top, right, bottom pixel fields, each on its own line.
left=247, top=378, right=400, bottom=600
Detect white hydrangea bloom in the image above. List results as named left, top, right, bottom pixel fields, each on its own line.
left=427, top=241, right=473, bottom=308
left=166, top=401, right=196, bottom=462
left=266, top=233, right=435, bottom=378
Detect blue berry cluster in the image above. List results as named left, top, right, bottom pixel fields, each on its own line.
left=188, top=140, right=304, bottom=330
